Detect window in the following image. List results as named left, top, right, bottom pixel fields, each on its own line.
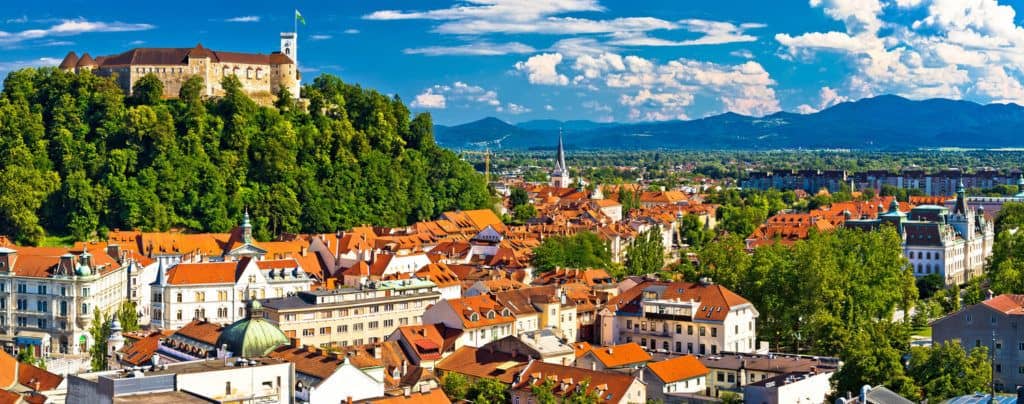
left=676, top=324, right=682, bottom=334
left=59, top=301, right=67, bottom=316
left=699, top=326, right=706, bottom=336
left=337, top=325, right=348, bottom=333
left=688, top=325, right=693, bottom=335
left=176, top=310, right=183, bottom=320
left=16, top=299, right=25, bottom=311
left=384, top=319, right=394, bottom=328
left=302, top=328, right=315, bottom=336
left=36, top=319, right=46, bottom=329
left=717, top=372, right=724, bottom=382
left=81, top=303, right=89, bottom=314
left=711, top=327, right=717, bottom=338
left=195, top=292, right=205, bottom=302
left=675, top=341, right=682, bottom=353
left=81, top=287, right=90, bottom=297
left=36, top=301, right=47, bottom=312
left=37, top=285, right=46, bottom=295
left=320, top=327, right=330, bottom=335
left=16, top=284, right=26, bottom=293
left=176, top=293, right=183, bottom=303
left=687, top=342, right=693, bottom=353
left=662, top=341, right=669, bottom=351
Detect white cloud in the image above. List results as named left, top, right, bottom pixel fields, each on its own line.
left=226, top=16, right=260, bottom=23
left=0, top=19, right=155, bottom=46
left=411, top=89, right=447, bottom=109
left=129, top=40, right=145, bottom=45
left=777, top=0, right=1024, bottom=105
left=550, top=37, right=618, bottom=57
left=515, top=53, right=569, bottom=85
left=583, top=100, right=612, bottom=112
left=6, top=15, right=28, bottom=24
left=796, top=86, right=850, bottom=113
left=609, top=19, right=764, bottom=47
left=0, top=57, right=60, bottom=72
left=405, top=42, right=535, bottom=56
left=507, top=103, right=531, bottom=114
left=365, top=1, right=681, bottom=36
left=344, top=29, right=360, bottom=34
left=310, top=34, right=332, bottom=41
left=411, top=81, right=509, bottom=110
left=730, top=49, right=754, bottom=59
left=545, top=104, right=555, bottom=111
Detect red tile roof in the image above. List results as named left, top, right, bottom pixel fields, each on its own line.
left=646, top=355, right=708, bottom=383
left=512, top=362, right=637, bottom=403
left=608, top=280, right=751, bottom=322
left=983, top=294, right=1024, bottom=315
left=577, top=342, right=651, bottom=368
left=444, top=295, right=515, bottom=329
left=165, top=261, right=241, bottom=285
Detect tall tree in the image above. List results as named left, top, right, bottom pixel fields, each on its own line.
left=130, top=73, right=164, bottom=106
left=88, top=309, right=111, bottom=371
left=625, top=226, right=665, bottom=276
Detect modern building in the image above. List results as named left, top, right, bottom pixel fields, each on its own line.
left=0, top=246, right=128, bottom=355
left=931, top=293, right=1024, bottom=392
left=58, top=34, right=300, bottom=102
left=743, top=370, right=834, bottom=404
left=601, top=279, right=762, bottom=356
left=66, top=357, right=295, bottom=404
left=261, top=278, right=441, bottom=348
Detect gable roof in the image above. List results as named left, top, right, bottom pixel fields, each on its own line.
left=434, top=346, right=528, bottom=384
left=268, top=345, right=345, bottom=383
left=165, top=260, right=245, bottom=285
left=444, top=295, right=514, bottom=329
left=512, top=361, right=638, bottom=403
left=173, top=320, right=224, bottom=346
left=646, top=355, right=708, bottom=383
left=395, top=324, right=462, bottom=362
left=981, top=294, right=1024, bottom=315
left=607, top=280, right=751, bottom=322
left=578, top=342, right=651, bottom=368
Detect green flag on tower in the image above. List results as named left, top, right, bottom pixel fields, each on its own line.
left=295, top=9, right=306, bottom=25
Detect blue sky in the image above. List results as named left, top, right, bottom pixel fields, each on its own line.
left=3, top=0, right=1024, bottom=125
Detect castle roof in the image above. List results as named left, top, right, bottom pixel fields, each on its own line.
left=58, top=51, right=78, bottom=69
left=91, top=44, right=294, bottom=67
left=76, top=52, right=97, bottom=67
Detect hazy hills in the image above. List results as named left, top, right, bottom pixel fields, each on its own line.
left=433, top=95, right=1024, bottom=151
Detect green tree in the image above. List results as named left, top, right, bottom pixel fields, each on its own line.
left=117, top=301, right=140, bottom=332
left=720, top=392, right=742, bottom=404
left=467, top=377, right=509, bottom=404
left=531, top=379, right=558, bottom=404
left=16, top=346, right=45, bottom=369
left=513, top=204, right=538, bottom=223
left=130, top=73, right=164, bottom=106
left=907, top=342, right=990, bottom=402
left=563, top=379, right=599, bottom=404
left=679, top=213, right=714, bottom=249
left=88, top=309, right=111, bottom=371
left=179, top=75, right=204, bottom=103
left=440, top=373, right=469, bottom=401
left=625, top=226, right=665, bottom=276
left=510, top=187, right=529, bottom=208
left=531, top=232, right=613, bottom=272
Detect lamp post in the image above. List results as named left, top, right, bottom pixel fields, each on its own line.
left=991, top=328, right=997, bottom=404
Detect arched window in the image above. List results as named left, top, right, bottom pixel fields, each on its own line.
left=255, top=68, right=263, bottom=79
left=233, top=67, right=240, bottom=76
left=222, top=66, right=229, bottom=76
left=246, top=67, right=253, bottom=79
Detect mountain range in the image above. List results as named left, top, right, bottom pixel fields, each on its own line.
left=433, top=95, right=1024, bottom=151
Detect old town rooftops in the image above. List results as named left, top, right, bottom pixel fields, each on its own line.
left=575, top=342, right=651, bottom=368
left=512, top=361, right=638, bottom=403
left=646, top=354, right=708, bottom=383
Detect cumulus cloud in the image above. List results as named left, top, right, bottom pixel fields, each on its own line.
left=226, top=16, right=260, bottom=23
left=515, top=53, right=570, bottom=85
left=777, top=0, right=1024, bottom=106
left=796, top=86, right=850, bottom=113
left=411, top=89, right=447, bottom=109
left=405, top=42, right=535, bottom=56
left=411, top=81, right=514, bottom=111
left=0, top=19, right=155, bottom=46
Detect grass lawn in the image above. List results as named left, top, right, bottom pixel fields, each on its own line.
left=911, top=326, right=932, bottom=338
left=38, top=235, right=76, bottom=247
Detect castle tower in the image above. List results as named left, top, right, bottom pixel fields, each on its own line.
left=107, top=317, right=125, bottom=368
left=281, top=32, right=297, bottom=70
left=550, top=130, right=570, bottom=188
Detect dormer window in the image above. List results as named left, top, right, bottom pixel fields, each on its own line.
left=486, top=310, right=495, bottom=319
left=469, top=313, right=479, bottom=321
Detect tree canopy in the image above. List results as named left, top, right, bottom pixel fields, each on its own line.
left=0, top=68, right=490, bottom=244
left=531, top=231, right=614, bottom=272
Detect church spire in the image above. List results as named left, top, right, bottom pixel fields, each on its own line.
left=556, top=128, right=567, bottom=173
left=242, top=209, right=253, bottom=244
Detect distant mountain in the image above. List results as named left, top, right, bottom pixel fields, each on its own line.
left=433, top=96, right=1024, bottom=150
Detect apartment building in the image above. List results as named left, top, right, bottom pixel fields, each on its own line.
left=421, top=294, right=515, bottom=348
left=0, top=246, right=127, bottom=355
left=601, top=279, right=762, bottom=356
left=261, top=278, right=441, bottom=348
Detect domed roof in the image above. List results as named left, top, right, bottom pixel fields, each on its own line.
left=216, top=300, right=287, bottom=358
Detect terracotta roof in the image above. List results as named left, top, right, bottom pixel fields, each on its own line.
left=646, top=355, right=708, bottom=383
left=76, top=52, right=97, bottom=67
left=93, top=45, right=294, bottom=67
left=119, top=332, right=163, bottom=366
left=17, top=362, right=61, bottom=391
left=414, top=263, right=460, bottom=288
left=572, top=342, right=592, bottom=358
left=982, top=294, right=1024, bottom=315
left=173, top=320, right=224, bottom=346
left=608, top=280, right=751, bottom=322
left=268, top=345, right=345, bottom=382
left=165, top=261, right=240, bottom=285
left=435, top=346, right=528, bottom=384
left=0, top=351, right=14, bottom=390
left=512, top=361, right=637, bottom=403
left=6, top=246, right=120, bottom=278
left=58, top=51, right=78, bottom=69
left=396, top=324, right=462, bottom=363
left=578, top=342, right=651, bottom=368
left=444, top=295, right=515, bottom=329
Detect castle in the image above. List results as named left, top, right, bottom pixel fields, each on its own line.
left=58, top=33, right=301, bottom=101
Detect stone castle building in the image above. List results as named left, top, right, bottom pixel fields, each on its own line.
left=58, top=33, right=300, bottom=101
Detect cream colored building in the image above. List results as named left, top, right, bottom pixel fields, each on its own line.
left=261, top=278, right=441, bottom=348
left=150, top=257, right=313, bottom=330
left=58, top=33, right=300, bottom=101
left=0, top=246, right=128, bottom=355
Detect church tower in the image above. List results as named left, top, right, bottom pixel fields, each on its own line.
left=550, top=130, right=571, bottom=188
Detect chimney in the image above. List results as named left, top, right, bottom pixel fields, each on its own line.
left=402, top=360, right=408, bottom=377
left=372, top=345, right=382, bottom=359
left=301, top=246, right=308, bottom=256
left=106, top=244, right=122, bottom=263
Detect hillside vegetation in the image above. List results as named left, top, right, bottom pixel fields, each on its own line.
left=0, top=69, right=490, bottom=244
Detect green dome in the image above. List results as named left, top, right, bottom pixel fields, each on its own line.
left=216, top=301, right=288, bottom=358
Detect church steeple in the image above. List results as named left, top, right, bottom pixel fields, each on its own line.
left=242, top=209, right=253, bottom=244
left=550, top=129, right=570, bottom=188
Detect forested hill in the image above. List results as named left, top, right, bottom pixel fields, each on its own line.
left=0, top=68, right=490, bottom=245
